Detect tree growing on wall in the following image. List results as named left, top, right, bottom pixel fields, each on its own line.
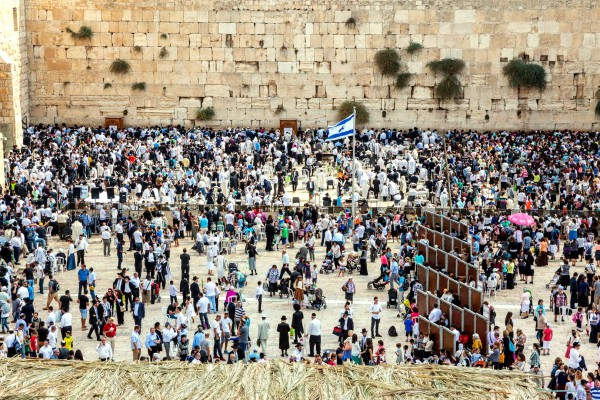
left=109, top=59, right=131, bottom=74
left=502, top=59, right=547, bottom=90
left=337, top=101, right=369, bottom=125
left=427, top=58, right=466, bottom=100
left=374, top=49, right=401, bottom=77
left=196, top=107, right=215, bottom=121
left=66, top=26, right=93, bottom=40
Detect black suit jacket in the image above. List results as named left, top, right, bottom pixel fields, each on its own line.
left=190, top=282, right=200, bottom=299
left=338, top=317, right=354, bottom=332
left=89, top=306, right=103, bottom=325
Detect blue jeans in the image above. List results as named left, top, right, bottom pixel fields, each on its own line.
left=38, top=277, right=44, bottom=294
left=1, top=317, right=8, bottom=333
left=35, top=238, right=46, bottom=249
left=199, top=312, right=209, bottom=329
left=207, top=296, right=216, bottom=313
left=214, top=338, right=222, bottom=358
left=13, top=247, right=20, bottom=263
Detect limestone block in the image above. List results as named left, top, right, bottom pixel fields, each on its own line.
left=579, top=48, right=592, bottom=61
left=412, top=86, right=433, bottom=99
left=83, top=10, right=101, bottom=22
left=455, top=10, right=476, bottom=23
left=406, top=62, right=423, bottom=74
left=583, top=33, right=596, bottom=47
left=407, top=99, right=438, bottom=110
left=394, top=10, right=409, bottom=23
left=296, top=98, right=308, bottom=109
left=205, top=85, right=230, bottom=97
left=527, top=33, right=539, bottom=48
left=66, top=47, right=86, bottom=59
left=369, top=23, right=383, bottom=35
left=159, top=22, right=180, bottom=34
left=278, top=62, right=295, bottom=74
left=237, top=98, right=252, bottom=109
left=507, top=22, right=531, bottom=33
left=440, top=99, right=470, bottom=111
left=538, top=21, right=559, bottom=34
left=179, top=98, right=201, bottom=108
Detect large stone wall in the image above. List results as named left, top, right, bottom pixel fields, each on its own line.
left=0, top=0, right=28, bottom=149
left=15, top=0, right=600, bottom=130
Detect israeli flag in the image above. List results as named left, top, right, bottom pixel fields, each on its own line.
left=326, top=113, right=355, bottom=141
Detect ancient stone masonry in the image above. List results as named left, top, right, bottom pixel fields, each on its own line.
left=4, top=0, right=600, bottom=137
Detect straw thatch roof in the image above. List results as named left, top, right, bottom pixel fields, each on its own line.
left=0, top=359, right=551, bottom=400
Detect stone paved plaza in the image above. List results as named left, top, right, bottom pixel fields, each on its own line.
left=20, top=206, right=595, bottom=374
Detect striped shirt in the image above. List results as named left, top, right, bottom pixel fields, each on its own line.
left=591, top=387, right=600, bottom=400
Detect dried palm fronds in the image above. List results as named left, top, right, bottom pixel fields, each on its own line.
left=0, top=359, right=552, bottom=400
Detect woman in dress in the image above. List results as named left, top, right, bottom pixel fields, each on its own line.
left=359, top=245, right=368, bottom=275
left=293, top=276, right=304, bottom=306
left=185, top=296, right=196, bottom=324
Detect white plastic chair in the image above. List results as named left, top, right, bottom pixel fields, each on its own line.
left=55, top=256, right=66, bottom=273
left=46, top=226, right=53, bottom=240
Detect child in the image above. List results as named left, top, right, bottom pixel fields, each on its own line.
left=337, top=257, right=346, bottom=277
left=573, top=307, right=584, bottom=331
left=376, top=348, right=386, bottom=364
left=404, top=315, right=413, bottom=341
left=403, top=345, right=413, bottom=363
left=549, top=240, right=558, bottom=261
left=169, top=280, right=178, bottom=305
left=542, top=323, right=553, bottom=355
left=395, top=343, right=404, bottom=365
left=64, top=331, right=73, bottom=351
left=489, top=343, right=500, bottom=369
left=311, top=264, right=318, bottom=285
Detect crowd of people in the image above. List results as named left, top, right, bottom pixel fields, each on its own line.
left=3, top=125, right=600, bottom=398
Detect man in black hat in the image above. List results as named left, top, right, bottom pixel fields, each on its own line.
left=277, top=315, right=291, bottom=357
left=338, top=311, right=354, bottom=343
left=292, top=342, right=304, bottom=362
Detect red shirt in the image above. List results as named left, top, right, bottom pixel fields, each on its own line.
left=103, top=323, right=117, bottom=338
left=542, top=328, right=553, bottom=341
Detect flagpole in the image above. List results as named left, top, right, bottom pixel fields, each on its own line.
left=352, top=105, right=356, bottom=226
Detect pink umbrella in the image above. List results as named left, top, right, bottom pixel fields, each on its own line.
left=507, top=213, right=535, bottom=227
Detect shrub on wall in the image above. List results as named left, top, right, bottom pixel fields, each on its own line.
left=427, top=58, right=466, bottom=101
left=406, top=42, right=423, bottom=55
left=337, top=101, right=369, bottom=125
left=427, top=58, right=465, bottom=76
left=159, top=47, right=169, bottom=59
left=374, top=49, right=400, bottom=76
left=109, top=59, right=131, bottom=74
left=196, top=107, right=215, bottom=121
left=66, top=26, right=93, bottom=40
left=132, top=82, right=146, bottom=91
left=595, top=101, right=600, bottom=117
left=502, top=59, right=547, bottom=90
left=395, top=72, right=413, bottom=90
left=435, top=76, right=462, bottom=100
left=103, top=83, right=112, bottom=89
left=345, top=17, right=356, bottom=28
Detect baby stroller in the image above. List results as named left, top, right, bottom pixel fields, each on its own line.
left=278, top=278, right=290, bottom=298
left=545, top=267, right=561, bottom=289
left=367, top=274, right=389, bottom=291
left=228, top=263, right=238, bottom=274
left=308, top=287, right=327, bottom=311
left=346, top=253, right=359, bottom=274
left=387, top=288, right=398, bottom=309
left=320, top=252, right=335, bottom=274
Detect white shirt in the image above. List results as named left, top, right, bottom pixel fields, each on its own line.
left=428, top=308, right=442, bottom=323
left=370, top=303, right=383, bottom=320
left=307, top=318, right=322, bottom=336
left=48, top=330, right=57, bottom=348
left=97, top=343, right=113, bottom=359
left=211, top=319, right=222, bottom=336
left=60, top=312, right=73, bottom=327
left=204, top=282, right=217, bottom=297
left=39, top=344, right=54, bottom=359
left=221, top=317, right=232, bottom=333
left=197, top=297, right=210, bottom=314
left=255, top=286, right=264, bottom=297
left=101, top=229, right=112, bottom=240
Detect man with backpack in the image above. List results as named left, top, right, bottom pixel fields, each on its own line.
left=44, top=275, right=60, bottom=310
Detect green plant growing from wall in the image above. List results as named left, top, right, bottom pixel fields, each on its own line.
left=66, top=26, right=93, bottom=40
left=374, top=49, right=400, bottom=77
left=132, top=82, right=146, bottom=91
left=502, top=59, right=547, bottom=90
left=395, top=72, right=413, bottom=90
left=159, top=47, right=169, bottom=59
left=160, top=33, right=168, bottom=39
left=337, top=101, right=369, bottom=125
left=427, top=58, right=466, bottom=100
left=406, top=42, right=423, bottom=55
left=133, top=46, right=142, bottom=53
left=595, top=102, right=600, bottom=117
left=103, top=83, right=112, bottom=89
left=109, top=59, right=131, bottom=74
left=345, top=17, right=356, bottom=29
left=274, top=104, right=285, bottom=115
left=196, top=107, right=215, bottom=121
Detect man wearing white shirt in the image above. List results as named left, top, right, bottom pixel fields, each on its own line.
left=96, top=337, right=113, bottom=361
left=48, top=325, right=58, bottom=349
left=75, top=235, right=88, bottom=267
left=39, top=340, right=54, bottom=359
left=428, top=304, right=442, bottom=324
left=100, top=222, right=112, bottom=257
left=282, top=192, right=292, bottom=206
left=197, top=293, right=210, bottom=329
left=60, top=310, right=73, bottom=340
left=204, top=278, right=217, bottom=314
left=306, top=313, right=322, bottom=357
left=369, top=297, right=383, bottom=338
